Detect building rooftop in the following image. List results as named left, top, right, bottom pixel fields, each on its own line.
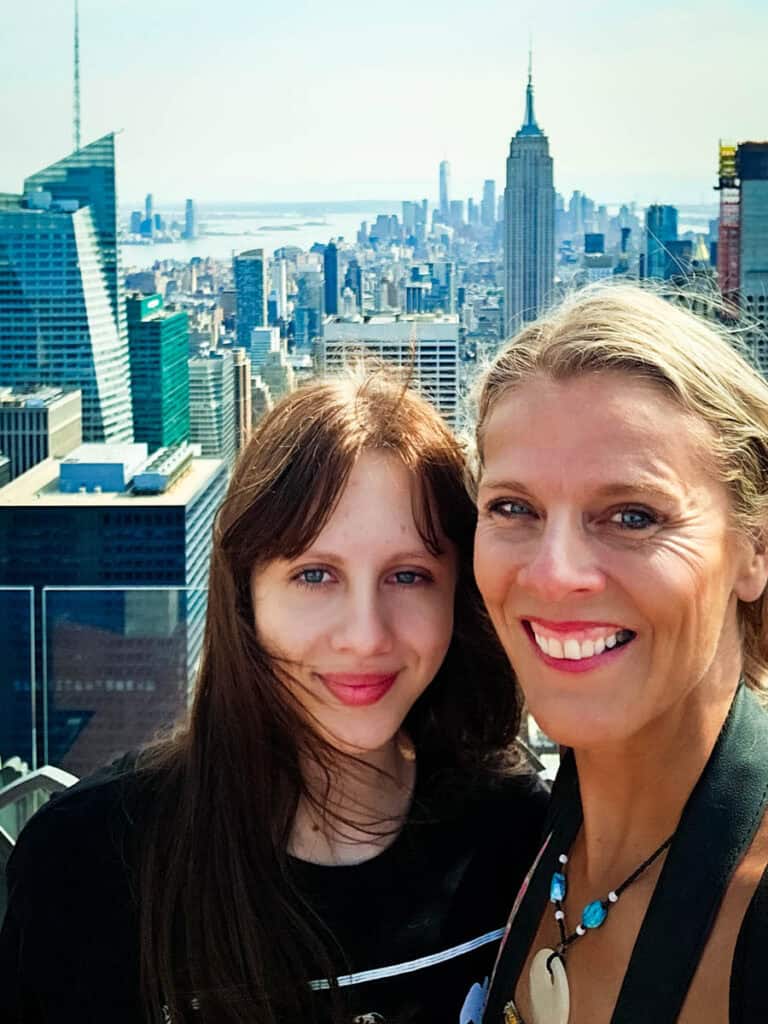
left=0, top=455, right=224, bottom=508
left=0, top=386, right=80, bottom=410
left=326, top=312, right=459, bottom=326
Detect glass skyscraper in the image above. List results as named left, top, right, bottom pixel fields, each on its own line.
left=234, top=249, right=267, bottom=348
left=127, top=293, right=190, bottom=451
left=645, top=204, right=679, bottom=280
left=0, top=134, right=133, bottom=441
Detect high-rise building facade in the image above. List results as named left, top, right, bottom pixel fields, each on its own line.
left=645, top=204, right=679, bottom=280
left=482, top=179, right=497, bottom=228
left=184, top=198, right=197, bottom=240
left=439, top=160, right=451, bottom=222
left=0, top=135, right=134, bottom=441
left=323, top=241, right=340, bottom=316
left=320, top=314, right=461, bottom=427
left=127, top=293, right=190, bottom=451
left=231, top=347, right=252, bottom=452
left=188, top=350, right=237, bottom=468
left=0, top=387, right=82, bottom=481
left=271, top=258, right=288, bottom=321
left=503, top=62, right=555, bottom=336
left=234, top=249, right=267, bottom=348
left=250, top=326, right=281, bottom=370
left=739, top=143, right=768, bottom=327
left=0, top=445, right=227, bottom=771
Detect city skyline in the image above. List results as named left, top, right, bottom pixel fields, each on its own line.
left=1, top=1, right=766, bottom=206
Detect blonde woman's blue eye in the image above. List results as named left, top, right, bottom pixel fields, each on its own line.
left=611, top=508, right=656, bottom=530
left=489, top=500, right=531, bottom=518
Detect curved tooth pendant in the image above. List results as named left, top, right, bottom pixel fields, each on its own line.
left=528, top=948, right=570, bottom=1024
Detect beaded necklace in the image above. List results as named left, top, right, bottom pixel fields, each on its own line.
left=527, top=832, right=674, bottom=1024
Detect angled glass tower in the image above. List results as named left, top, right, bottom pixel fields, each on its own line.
left=0, top=135, right=133, bottom=441
left=503, top=59, right=555, bottom=337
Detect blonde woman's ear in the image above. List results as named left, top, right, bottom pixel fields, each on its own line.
left=734, top=533, right=768, bottom=604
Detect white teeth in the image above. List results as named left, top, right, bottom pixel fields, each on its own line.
left=563, top=639, right=582, bottom=660
left=549, top=638, right=564, bottom=659
left=532, top=628, right=629, bottom=660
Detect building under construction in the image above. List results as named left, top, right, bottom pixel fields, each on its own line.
left=717, top=141, right=768, bottom=372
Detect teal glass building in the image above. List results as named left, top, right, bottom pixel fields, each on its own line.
left=127, top=293, right=190, bottom=450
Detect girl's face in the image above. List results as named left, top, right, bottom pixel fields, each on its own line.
left=474, top=372, right=768, bottom=750
left=250, top=450, right=458, bottom=756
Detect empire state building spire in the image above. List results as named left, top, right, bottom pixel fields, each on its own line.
left=519, top=48, right=542, bottom=137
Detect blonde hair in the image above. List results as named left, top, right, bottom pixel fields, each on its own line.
left=474, top=283, right=768, bottom=693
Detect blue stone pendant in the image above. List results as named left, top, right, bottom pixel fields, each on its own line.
left=550, top=871, right=567, bottom=903
left=582, top=900, right=608, bottom=929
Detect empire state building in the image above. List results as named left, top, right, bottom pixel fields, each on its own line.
left=503, top=58, right=555, bottom=337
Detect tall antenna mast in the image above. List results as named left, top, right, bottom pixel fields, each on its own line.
left=73, top=0, right=81, bottom=151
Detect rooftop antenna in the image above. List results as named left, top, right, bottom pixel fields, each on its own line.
left=73, top=0, right=81, bottom=151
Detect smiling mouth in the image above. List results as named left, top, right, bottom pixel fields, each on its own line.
left=522, top=620, right=637, bottom=663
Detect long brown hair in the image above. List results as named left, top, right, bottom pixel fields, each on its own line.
left=135, top=370, right=522, bottom=1023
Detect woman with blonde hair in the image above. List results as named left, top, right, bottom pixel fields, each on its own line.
left=473, top=286, right=768, bottom=1023
left=0, top=371, right=547, bottom=1024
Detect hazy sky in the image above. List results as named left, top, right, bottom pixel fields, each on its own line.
left=1, top=0, right=765, bottom=207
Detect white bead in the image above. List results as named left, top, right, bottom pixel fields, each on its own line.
left=608, top=891, right=619, bottom=903
left=576, top=924, right=586, bottom=936
left=555, top=910, right=565, bottom=920
left=559, top=854, right=568, bottom=864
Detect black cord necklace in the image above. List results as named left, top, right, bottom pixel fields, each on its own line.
left=527, top=832, right=674, bottom=1024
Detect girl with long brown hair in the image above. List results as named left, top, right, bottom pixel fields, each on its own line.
left=0, top=371, right=547, bottom=1024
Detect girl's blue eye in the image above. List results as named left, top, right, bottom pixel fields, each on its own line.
left=393, top=571, right=421, bottom=584
left=611, top=508, right=656, bottom=530
left=298, top=569, right=328, bottom=584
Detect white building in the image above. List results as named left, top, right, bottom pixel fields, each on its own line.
left=319, top=313, right=461, bottom=427
left=188, top=351, right=236, bottom=468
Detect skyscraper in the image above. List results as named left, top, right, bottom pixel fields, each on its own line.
left=127, top=293, right=190, bottom=450
left=0, top=387, right=82, bottom=480
left=320, top=314, right=461, bottom=427
left=234, top=249, right=267, bottom=348
left=645, top=204, right=679, bottom=280
left=739, top=143, right=768, bottom=327
left=0, top=135, right=134, bottom=441
left=439, top=160, right=451, bottom=222
left=481, top=180, right=496, bottom=228
left=503, top=57, right=555, bottom=336
left=231, top=347, right=252, bottom=452
left=345, top=259, right=363, bottom=312
left=184, top=198, right=197, bottom=240
left=0, top=445, right=227, bottom=771
left=188, top=350, right=237, bottom=468
left=324, top=241, right=339, bottom=316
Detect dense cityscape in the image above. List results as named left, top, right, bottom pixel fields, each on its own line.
left=0, top=10, right=766, bottom=807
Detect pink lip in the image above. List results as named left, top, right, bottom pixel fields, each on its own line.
left=319, top=673, right=398, bottom=707
left=526, top=617, right=627, bottom=632
left=522, top=623, right=633, bottom=674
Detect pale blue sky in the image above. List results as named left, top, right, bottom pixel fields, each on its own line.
left=1, top=0, right=765, bottom=206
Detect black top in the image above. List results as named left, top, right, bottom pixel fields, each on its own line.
left=484, top=685, right=768, bottom=1024
left=0, top=757, right=548, bottom=1024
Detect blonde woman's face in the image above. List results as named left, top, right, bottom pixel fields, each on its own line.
left=474, top=372, right=768, bottom=750
left=250, top=450, right=457, bottom=756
